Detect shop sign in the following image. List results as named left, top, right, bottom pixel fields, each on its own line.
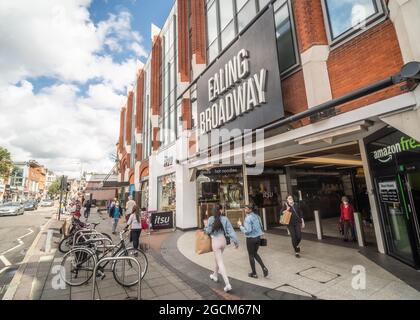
left=378, top=181, right=400, bottom=203
left=164, top=156, right=174, bottom=168
left=151, top=211, right=174, bottom=230
left=196, top=7, right=283, bottom=138
left=373, top=136, right=420, bottom=163
left=199, top=166, right=242, bottom=176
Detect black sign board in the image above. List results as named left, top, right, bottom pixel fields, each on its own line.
left=198, top=166, right=242, bottom=176
left=151, top=211, right=174, bottom=230
left=378, top=181, right=400, bottom=203
left=196, top=7, right=283, bottom=143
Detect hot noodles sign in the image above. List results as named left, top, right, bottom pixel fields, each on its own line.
left=196, top=7, right=284, bottom=138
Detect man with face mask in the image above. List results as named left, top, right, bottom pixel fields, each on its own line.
left=281, top=195, right=305, bottom=258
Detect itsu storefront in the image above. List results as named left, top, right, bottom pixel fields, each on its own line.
left=366, top=128, right=420, bottom=268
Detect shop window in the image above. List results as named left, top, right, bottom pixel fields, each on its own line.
left=322, top=0, right=387, bottom=46
left=140, top=180, right=149, bottom=209
left=157, top=173, right=176, bottom=211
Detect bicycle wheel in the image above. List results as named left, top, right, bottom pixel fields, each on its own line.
left=58, top=235, right=73, bottom=254
left=112, top=248, right=148, bottom=287
left=60, top=247, right=97, bottom=286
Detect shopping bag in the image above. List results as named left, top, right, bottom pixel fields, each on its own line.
left=195, top=230, right=212, bottom=255
left=280, top=210, right=292, bottom=225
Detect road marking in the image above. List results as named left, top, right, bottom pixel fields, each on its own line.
left=0, top=255, right=11, bottom=267
left=0, top=228, right=34, bottom=255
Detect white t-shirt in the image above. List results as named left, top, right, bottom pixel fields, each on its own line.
left=126, top=200, right=136, bottom=215
left=127, top=213, right=142, bottom=230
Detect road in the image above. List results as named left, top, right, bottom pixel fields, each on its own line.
left=0, top=206, right=56, bottom=299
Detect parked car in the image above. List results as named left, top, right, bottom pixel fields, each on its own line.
left=39, top=200, right=54, bottom=207
left=23, top=200, right=38, bottom=211
left=0, top=202, right=25, bottom=216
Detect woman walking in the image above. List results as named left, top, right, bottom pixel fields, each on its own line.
left=126, top=205, right=142, bottom=250
left=282, top=195, right=305, bottom=258
left=340, top=196, right=355, bottom=242
left=204, top=204, right=239, bottom=293
left=110, top=200, right=123, bottom=235
left=238, top=205, right=268, bottom=278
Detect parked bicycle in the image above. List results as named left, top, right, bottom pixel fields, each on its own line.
left=60, top=229, right=148, bottom=287
left=58, top=219, right=112, bottom=254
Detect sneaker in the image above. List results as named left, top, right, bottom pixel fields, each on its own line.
left=209, top=274, right=218, bottom=283
left=248, top=273, right=258, bottom=278
left=263, top=268, right=269, bottom=278
left=224, top=284, right=232, bottom=292
left=296, top=247, right=301, bottom=253
left=295, top=253, right=301, bottom=258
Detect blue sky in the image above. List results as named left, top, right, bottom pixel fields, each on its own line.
left=0, top=0, right=175, bottom=177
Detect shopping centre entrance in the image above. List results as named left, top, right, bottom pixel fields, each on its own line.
left=261, top=142, right=377, bottom=245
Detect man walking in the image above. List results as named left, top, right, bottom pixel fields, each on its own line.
left=125, top=195, right=136, bottom=222
left=83, top=198, right=91, bottom=220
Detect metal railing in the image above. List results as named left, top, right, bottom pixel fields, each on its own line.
left=91, top=256, right=142, bottom=300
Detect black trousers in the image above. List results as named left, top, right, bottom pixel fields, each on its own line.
left=287, top=223, right=302, bottom=253
left=84, top=208, right=90, bottom=218
left=246, top=237, right=266, bottom=274
left=131, top=229, right=142, bottom=250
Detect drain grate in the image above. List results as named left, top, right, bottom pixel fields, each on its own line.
left=297, top=267, right=341, bottom=284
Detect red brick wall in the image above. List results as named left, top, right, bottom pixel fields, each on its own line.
left=191, top=0, right=206, bottom=65
left=119, top=108, right=126, bottom=153
left=136, top=143, right=142, bottom=162
left=136, top=71, right=145, bottom=133
left=151, top=37, right=162, bottom=116
left=328, top=20, right=405, bottom=113
left=125, top=91, right=133, bottom=146
left=181, top=98, right=192, bottom=130
left=178, top=0, right=190, bottom=82
left=292, top=0, right=328, bottom=53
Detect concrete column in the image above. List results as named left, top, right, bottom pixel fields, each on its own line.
left=358, top=139, right=386, bottom=253
left=175, top=163, right=197, bottom=229
left=301, top=45, right=333, bottom=108
left=389, top=0, right=420, bottom=63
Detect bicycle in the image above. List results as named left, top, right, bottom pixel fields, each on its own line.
left=58, top=220, right=112, bottom=253
left=60, top=229, right=148, bottom=287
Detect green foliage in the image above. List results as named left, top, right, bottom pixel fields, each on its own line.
left=0, top=146, right=13, bottom=180
left=48, top=179, right=61, bottom=197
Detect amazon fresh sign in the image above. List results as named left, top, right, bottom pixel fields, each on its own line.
left=373, top=136, right=420, bottom=163
left=196, top=7, right=283, bottom=142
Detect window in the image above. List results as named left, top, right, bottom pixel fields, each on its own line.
left=323, top=0, right=386, bottom=44
left=274, top=0, right=299, bottom=74
left=157, top=173, right=176, bottom=211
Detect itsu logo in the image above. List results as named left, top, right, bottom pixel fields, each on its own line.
left=154, top=215, right=170, bottom=225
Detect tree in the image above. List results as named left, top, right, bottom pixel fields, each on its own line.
left=0, top=147, right=13, bottom=181
left=48, top=179, right=61, bottom=197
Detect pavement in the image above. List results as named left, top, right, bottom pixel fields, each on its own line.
left=3, top=207, right=420, bottom=300
left=0, top=206, right=56, bottom=299
left=175, top=230, right=420, bottom=300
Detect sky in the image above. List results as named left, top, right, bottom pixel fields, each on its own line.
left=0, top=0, right=174, bottom=179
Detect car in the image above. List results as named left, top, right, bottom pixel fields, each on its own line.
left=0, top=202, right=25, bottom=216
left=39, top=200, right=54, bottom=207
left=23, top=200, right=38, bottom=211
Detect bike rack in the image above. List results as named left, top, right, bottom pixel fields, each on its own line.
left=73, top=229, right=104, bottom=246
left=91, top=256, right=142, bottom=300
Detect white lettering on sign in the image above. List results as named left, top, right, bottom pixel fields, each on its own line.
left=201, top=49, right=268, bottom=135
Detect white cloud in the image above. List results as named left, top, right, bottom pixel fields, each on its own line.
left=0, top=0, right=147, bottom=89
left=0, top=0, right=147, bottom=177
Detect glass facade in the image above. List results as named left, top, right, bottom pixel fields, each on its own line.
left=143, top=62, right=152, bottom=159
left=157, top=173, right=176, bottom=211
left=206, top=0, right=299, bottom=74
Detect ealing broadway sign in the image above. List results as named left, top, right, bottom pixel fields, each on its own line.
left=196, top=7, right=283, bottom=138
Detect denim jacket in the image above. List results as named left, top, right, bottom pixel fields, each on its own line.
left=240, top=212, right=264, bottom=238
left=204, top=216, right=239, bottom=246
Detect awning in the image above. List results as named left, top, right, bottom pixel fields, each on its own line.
left=380, top=107, right=420, bottom=141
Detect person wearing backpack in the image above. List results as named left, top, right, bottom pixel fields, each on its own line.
left=204, top=204, right=239, bottom=293
left=110, top=201, right=123, bottom=234
left=238, top=204, right=269, bottom=279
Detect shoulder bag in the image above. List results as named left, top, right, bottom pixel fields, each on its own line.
left=222, top=218, right=231, bottom=245
left=257, top=215, right=268, bottom=246
left=280, top=204, right=292, bottom=225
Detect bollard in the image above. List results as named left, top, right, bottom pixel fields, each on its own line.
left=314, top=210, right=323, bottom=240
left=353, top=212, right=366, bottom=247
left=262, top=208, right=268, bottom=231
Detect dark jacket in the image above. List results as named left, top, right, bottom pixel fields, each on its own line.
left=281, top=202, right=303, bottom=225
left=109, top=205, right=123, bottom=218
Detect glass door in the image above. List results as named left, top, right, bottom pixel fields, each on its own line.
left=406, top=172, right=420, bottom=264
left=377, top=175, right=420, bottom=267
